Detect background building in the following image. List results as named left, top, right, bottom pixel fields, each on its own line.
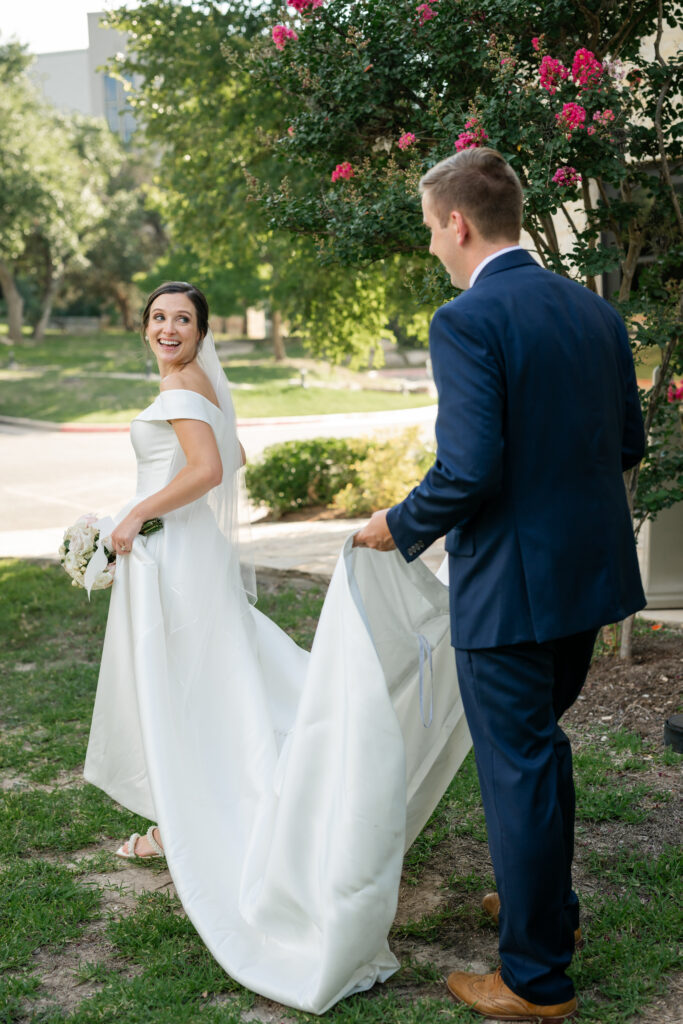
left=29, top=11, right=136, bottom=143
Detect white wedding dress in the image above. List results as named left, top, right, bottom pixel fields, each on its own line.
left=84, top=346, right=471, bottom=1014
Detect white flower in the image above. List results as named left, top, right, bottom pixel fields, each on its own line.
left=59, top=514, right=114, bottom=591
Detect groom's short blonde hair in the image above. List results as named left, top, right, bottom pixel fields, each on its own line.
left=420, top=148, right=523, bottom=242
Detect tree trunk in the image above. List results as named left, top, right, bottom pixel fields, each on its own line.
left=114, top=285, right=136, bottom=332
left=32, top=273, right=63, bottom=342
left=0, top=260, right=24, bottom=342
left=619, top=613, right=635, bottom=662
left=272, top=308, right=286, bottom=361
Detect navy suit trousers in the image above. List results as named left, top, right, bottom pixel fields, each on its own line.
left=455, top=628, right=597, bottom=1004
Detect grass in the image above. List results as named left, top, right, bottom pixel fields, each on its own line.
left=0, top=558, right=681, bottom=1022
left=0, top=330, right=434, bottom=423
left=634, top=343, right=673, bottom=384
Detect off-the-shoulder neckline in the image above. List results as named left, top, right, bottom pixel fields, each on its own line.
left=156, top=387, right=221, bottom=412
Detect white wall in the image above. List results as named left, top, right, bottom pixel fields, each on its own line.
left=30, top=50, right=92, bottom=115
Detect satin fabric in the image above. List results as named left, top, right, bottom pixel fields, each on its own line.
left=84, top=390, right=471, bottom=1013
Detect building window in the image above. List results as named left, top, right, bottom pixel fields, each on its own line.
left=103, top=72, right=136, bottom=143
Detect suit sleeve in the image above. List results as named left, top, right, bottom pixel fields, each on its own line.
left=387, top=303, right=505, bottom=561
left=616, top=318, right=645, bottom=471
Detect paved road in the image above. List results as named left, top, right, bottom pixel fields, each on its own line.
left=0, top=406, right=438, bottom=567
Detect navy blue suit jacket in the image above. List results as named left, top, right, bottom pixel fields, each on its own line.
left=387, top=250, right=646, bottom=649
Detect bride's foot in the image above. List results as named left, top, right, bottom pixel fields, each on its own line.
left=116, top=825, right=164, bottom=859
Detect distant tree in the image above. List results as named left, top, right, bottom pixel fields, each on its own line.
left=28, top=115, right=123, bottom=340
left=0, top=45, right=119, bottom=340
left=0, top=41, right=44, bottom=340
left=69, top=158, right=167, bottom=331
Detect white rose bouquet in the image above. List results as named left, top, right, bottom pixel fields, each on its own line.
left=59, top=514, right=163, bottom=593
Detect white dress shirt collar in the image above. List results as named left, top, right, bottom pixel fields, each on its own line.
left=469, top=245, right=523, bottom=288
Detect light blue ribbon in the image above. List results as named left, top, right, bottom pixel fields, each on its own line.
left=416, top=632, right=433, bottom=728
left=83, top=516, right=115, bottom=599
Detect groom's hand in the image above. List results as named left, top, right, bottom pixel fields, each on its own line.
left=353, top=509, right=396, bottom=551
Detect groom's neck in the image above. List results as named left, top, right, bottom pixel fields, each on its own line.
left=462, top=238, right=520, bottom=288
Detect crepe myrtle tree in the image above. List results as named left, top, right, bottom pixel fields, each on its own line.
left=250, top=0, right=683, bottom=657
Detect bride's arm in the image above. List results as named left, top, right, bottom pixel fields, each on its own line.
left=111, top=418, right=222, bottom=554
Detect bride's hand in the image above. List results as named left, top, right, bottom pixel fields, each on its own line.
left=110, top=510, right=144, bottom=556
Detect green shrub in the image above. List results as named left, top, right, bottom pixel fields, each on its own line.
left=332, top=428, right=435, bottom=516
left=245, top=437, right=369, bottom=518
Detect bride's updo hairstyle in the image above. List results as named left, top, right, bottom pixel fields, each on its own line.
left=141, top=281, right=210, bottom=359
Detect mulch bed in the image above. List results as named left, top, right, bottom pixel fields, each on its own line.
left=565, top=627, right=683, bottom=744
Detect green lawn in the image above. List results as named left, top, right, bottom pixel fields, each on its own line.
left=0, top=330, right=435, bottom=423
left=0, top=559, right=680, bottom=1023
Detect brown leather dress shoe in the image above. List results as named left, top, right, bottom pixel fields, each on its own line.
left=447, top=966, right=577, bottom=1021
left=482, top=892, right=584, bottom=949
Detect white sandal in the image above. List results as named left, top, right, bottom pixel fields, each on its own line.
left=115, top=825, right=165, bottom=860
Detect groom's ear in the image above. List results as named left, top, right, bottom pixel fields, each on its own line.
left=451, top=209, right=469, bottom=245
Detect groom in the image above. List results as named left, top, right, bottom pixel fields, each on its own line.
left=354, top=148, right=645, bottom=1020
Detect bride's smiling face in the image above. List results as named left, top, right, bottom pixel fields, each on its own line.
left=147, top=293, right=202, bottom=371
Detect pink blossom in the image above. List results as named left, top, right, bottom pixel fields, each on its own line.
left=604, top=58, right=626, bottom=83
left=586, top=125, right=596, bottom=135
left=398, top=131, right=416, bottom=150
left=668, top=382, right=683, bottom=402
left=531, top=36, right=541, bottom=51
left=555, top=101, right=587, bottom=135
left=455, top=116, right=489, bottom=151
left=288, top=0, right=324, bottom=10
left=287, top=125, right=295, bottom=136
left=417, top=1, right=438, bottom=26
left=539, top=55, right=569, bottom=94
left=571, top=48, right=603, bottom=89
left=272, top=24, right=298, bottom=50
left=593, top=108, right=615, bottom=125
left=331, top=161, right=354, bottom=183
left=552, top=166, right=582, bottom=188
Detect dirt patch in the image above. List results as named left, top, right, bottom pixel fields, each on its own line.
left=257, top=505, right=348, bottom=524
left=19, top=845, right=176, bottom=1021
left=636, top=973, right=683, bottom=1024
left=28, top=918, right=140, bottom=1018
left=565, top=630, right=683, bottom=744
left=255, top=566, right=329, bottom=594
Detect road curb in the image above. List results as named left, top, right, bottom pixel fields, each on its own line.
left=0, top=405, right=438, bottom=435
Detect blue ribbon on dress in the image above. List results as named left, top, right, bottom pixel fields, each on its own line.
left=416, top=632, right=433, bottom=728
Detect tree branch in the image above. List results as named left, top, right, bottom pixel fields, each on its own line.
left=559, top=201, right=581, bottom=239
left=524, top=222, right=551, bottom=268
left=653, top=0, right=683, bottom=236
left=603, top=0, right=658, bottom=59
left=575, top=0, right=602, bottom=52
left=540, top=213, right=561, bottom=255
left=581, top=177, right=598, bottom=292
left=595, top=176, right=623, bottom=242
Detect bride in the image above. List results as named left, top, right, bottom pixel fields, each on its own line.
left=84, top=281, right=470, bottom=1014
